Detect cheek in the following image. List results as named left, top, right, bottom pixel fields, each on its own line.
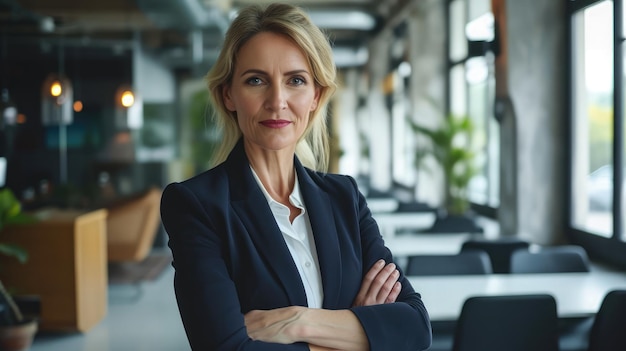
left=232, top=91, right=263, bottom=114
left=293, top=93, right=318, bottom=115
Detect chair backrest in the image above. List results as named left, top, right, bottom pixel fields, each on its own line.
left=510, top=245, right=591, bottom=274
left=587, top=290, right=626, bottom=351
left=452, top=294, right=559, bottom=351
left=460, top=237, right=530, bottom=273
left=107, top=187, right=162, bottom=262
left=405, top=251, right=493, bottom=276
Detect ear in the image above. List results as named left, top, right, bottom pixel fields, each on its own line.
left=310, top=86, right=321, bottom=111
left=223, top=84, right=236, bottom=111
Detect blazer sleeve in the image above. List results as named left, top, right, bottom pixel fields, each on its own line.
left=160, top=182, right=309, bottom=351
left=345, top=177, right=432, bottom=351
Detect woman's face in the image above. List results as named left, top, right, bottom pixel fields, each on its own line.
left=223, top=31, right=320, bottom=153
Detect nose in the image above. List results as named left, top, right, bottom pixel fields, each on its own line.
left=265, top=84, right=287, bottom=111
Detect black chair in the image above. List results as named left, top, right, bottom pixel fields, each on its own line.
left=452, top=294, right=559, bottom=351
left=460, top=237, right=530, bottom=274
left=405, top=251, right=493, bottom=276
left=587, top=290, right=626, bottom=351
left=510, top=245, right=591, bottom=274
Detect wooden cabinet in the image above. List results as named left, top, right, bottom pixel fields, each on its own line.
left=0, top=208, right=108, bottom=332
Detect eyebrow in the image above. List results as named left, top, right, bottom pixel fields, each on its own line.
left=239, top=69, right=311, bottom=77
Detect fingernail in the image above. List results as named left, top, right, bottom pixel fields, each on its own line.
left=377, top=259, right=385, bottom=266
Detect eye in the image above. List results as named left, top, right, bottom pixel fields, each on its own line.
left=289, top=76, right=306, bottom=86
left=246, top=77, right=264, bottom=86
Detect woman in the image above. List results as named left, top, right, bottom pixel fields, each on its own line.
left=160, top=3, right=431, bottom=350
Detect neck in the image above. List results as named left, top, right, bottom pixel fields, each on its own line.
left=245, top=142, right=296, bottom=203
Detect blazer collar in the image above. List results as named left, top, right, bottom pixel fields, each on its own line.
left=226, top=139, right=307, bottom=306
left=226, top=139, right=342, bottom=308
left=293, top=163, right=342, bottom=309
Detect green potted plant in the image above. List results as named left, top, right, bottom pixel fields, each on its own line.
left=0, top=188, right=38, bottom=351
left=189, top=90, right=221, bottom=173
left=410, top=114, right=483, bottom=233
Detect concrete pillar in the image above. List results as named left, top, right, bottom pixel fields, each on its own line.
left=407, top=0, right=447, bottom=206
left=505, top=0, right=567, bottom=244
left=367, top=30, right=393, bottom=192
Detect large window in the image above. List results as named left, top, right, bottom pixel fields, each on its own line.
left=390, top=64, right=416, bottom=187
left=448, top=0, right=500, bottom=210
left=571, top=1, right=615, bottom=237
left=569, top=0, right=626, bottom=267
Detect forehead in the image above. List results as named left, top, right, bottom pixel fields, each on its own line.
left=234, top=32, right=311, bottom=71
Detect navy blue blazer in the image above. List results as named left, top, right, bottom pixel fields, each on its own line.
left=160, top=140, right=431, bottom=351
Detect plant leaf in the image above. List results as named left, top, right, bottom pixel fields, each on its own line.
left=0, top=243, right=29, bottom=264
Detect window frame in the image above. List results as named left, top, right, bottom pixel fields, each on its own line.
left=567, top=0, right=626, bottom=269
left=447, top=0, right=500, bottom=218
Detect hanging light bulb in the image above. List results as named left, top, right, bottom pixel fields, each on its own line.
left=50, top=80, right=63, bottom=97
left=115, top=84, right=142, bottom=129
left=120, top=89, right=135, bottom=108
left=41, top=73, right=73, bottom=125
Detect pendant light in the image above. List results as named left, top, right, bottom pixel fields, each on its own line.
left=41, top=73, right=73, bottom=125
left=41, top=38, right=72, bottom=184
left=115, top=84, right=142, bottom=129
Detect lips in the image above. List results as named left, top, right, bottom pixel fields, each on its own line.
left=260, top=120, right=291, bottom=128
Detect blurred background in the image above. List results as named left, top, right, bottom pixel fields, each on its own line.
left=0, top=0, right=625, bottom=350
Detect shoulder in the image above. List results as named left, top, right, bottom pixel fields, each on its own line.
left=162, top=164, right=230, bottom=208
left=302, top=168, right=360, bottom=196
left=170, top=163, right=227, bottom=189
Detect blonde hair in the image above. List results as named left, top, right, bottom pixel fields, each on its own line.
left=206, top=3, right=337, bottom=171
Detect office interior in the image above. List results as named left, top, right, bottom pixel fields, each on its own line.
left=0, top=0, right=625, bottom=350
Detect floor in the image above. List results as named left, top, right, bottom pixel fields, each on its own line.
left=30, top=257, right=190, bottom=351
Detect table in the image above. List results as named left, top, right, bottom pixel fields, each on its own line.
left=384, top=233, right=473, bottom=256
left=366, top=197, right=399, bottom=213
left=372, top=211, right=436, bottom=237
left=0, top=208, right=108, bottom=332
left=408, top=271, right=626, bottom=321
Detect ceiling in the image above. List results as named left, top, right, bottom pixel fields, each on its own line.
left=0, top=0, right=414, bottom=71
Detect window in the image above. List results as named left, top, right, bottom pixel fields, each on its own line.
left=569, top=0, right=626, bottom=268
left=448, top=0, right=500, bottom=210
left=390, top=64, right=416, bottom=187
left=571, top=1, right=615, bottom=237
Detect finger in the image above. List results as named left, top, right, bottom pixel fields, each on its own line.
left=375, top=268, right=399, bottom=303
left=354, top=260, right=385, bottom=305
left=362, top=259, right=386, bottom=289
left=367, top=263, right=396, bottom=297
left=385, top=281, right=402, bottom=303
left=357, top=263, right=397, bottom=306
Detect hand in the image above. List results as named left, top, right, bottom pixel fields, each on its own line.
left=353, top=259, right=401, bottom=307
left=244, top=306, right=305, bottom=344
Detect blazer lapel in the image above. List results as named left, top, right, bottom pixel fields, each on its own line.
left=295, top=162, right=342, bottom=309
left=226, top=140, right=308, bottom=307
